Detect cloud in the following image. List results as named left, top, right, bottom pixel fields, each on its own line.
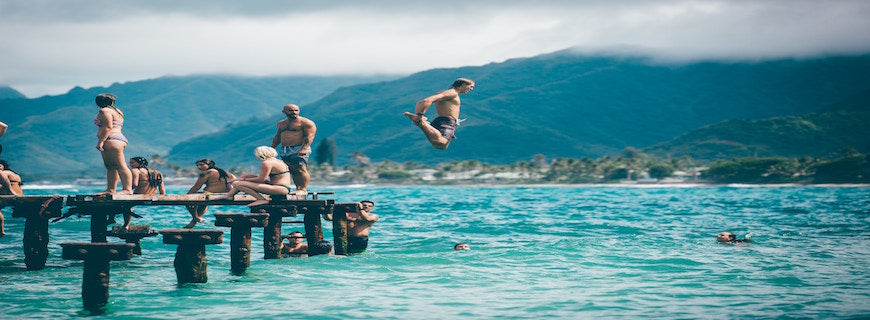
left=1, top=0, right=869, bottom=97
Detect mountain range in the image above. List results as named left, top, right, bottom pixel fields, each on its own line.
left=2, top=49, right=869, bottom=179
left=167, top=50, right=870, bottom=169
left=0, top=75, right=397, bottom=177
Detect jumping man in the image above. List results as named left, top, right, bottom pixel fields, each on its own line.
left=403, top=78, right=474, bottom=150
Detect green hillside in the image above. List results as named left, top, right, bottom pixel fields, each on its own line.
left=0, top=75, right=397, bottom=177
left=645, top=88, right=870, bottom=160
left=167, top=51, right=870, bottom=168
left=0, top=86, right=26, bottom=100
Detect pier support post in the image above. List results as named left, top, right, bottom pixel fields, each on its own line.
left=160, top=229, right=223, bottom=284
left=251, top=205, right=299, bottom=260
left=11, top=198, right=63, bottom=270
left=214, top=212, right=269, bottom=275
left=107, top=225, right=158, bottom=255
left=302, top=203, right=331, bottom=255
left=331, top=203, right=355, bottom=256
left=60, top=242, right=135, bottom=310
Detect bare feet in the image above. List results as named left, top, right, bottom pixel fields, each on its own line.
left=295, top=189, right=308, bottom=197
left=116, top=190, right=133, bottom=195
left=95, top=189, right=114, bottom=196
left=403, top=112, right=426, bottom=126
left=247, top=199, right=270, bottom=207
left=183, top=221, right=196, bottom=229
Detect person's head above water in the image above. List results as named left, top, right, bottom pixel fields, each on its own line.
left=717, top=232, right=750, bottom=244
left=717, top=232, right=736, bottom=243
left=454, top=242, right=470, bottom=251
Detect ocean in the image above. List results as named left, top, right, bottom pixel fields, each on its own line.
left=1, top=185, right=869, bottom=319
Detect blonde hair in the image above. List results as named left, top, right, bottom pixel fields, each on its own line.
left=254, top=146, right=278, bottom=160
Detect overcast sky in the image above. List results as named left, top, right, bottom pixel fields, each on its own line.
left=2, top=0, right=869, bottom=98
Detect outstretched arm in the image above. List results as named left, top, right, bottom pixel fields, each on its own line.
left=0, top=121, right=7, bottom=138
left=187, top=172, right=208, bottom=194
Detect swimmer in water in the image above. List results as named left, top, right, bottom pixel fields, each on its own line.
left=717, top=232, right=750, bottom=244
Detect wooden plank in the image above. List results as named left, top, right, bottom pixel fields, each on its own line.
left=0, top=195, right=63, bottom=206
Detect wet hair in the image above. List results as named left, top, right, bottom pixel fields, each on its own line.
left=361, top=200, right=374, bottom=206
left=454, top=242, right=470, bottom=250
left=132, top=157, right=161, bottom=188
left=95, top=93, right=116, bottom=107
left=451, top=78, right=474, bottom=88
left=95, top=93, right=124, bottom=117
left=0, top=159, right=15, bottom=173
left=196, top=158, right=230, bottom=184
left=309, top=240, right=333, bottom=255
left=253, top=146, right=278, bottom=161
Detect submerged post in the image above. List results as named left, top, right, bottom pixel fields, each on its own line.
left=61, top=242, right=135, bottom=311
left=301, top=202, right=331, bottom=255
left=108, top=225, right=158, bottom=255
left=9, top=196, right=64, bottom=270
left=214, top=212, right=269, bottom=275
left=250, top=205, right=297, bottom=260
left=331, top=203, right=356, bottom=256
left=160, top=229, right=223, bottom=284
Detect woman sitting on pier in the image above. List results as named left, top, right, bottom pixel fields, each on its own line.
left=0, top=160, right=23, bottom=196
left=130, top=157, right=165, bottom=196
left=212, top=146, right=294, bottom=207
left=93, top=93, right=133, bottom=195
left=0, top=159, right=23, bottom=237
left=185, top=158, right=235, bottom=228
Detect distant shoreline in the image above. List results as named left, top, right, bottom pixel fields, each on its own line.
left=20, top=181, right=870, bottom=190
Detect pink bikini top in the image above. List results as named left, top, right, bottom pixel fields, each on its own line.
left=94, top=118, right=124, bottom=127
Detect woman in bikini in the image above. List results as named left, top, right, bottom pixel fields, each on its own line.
left=0, top=159, right=23, bottom=237
left=130, top=157, right=165, bottom=196
left=185, top=158, right=235, bottom=228
left=212, top=146, right=294, bottom=207
left=94, top=93, right=133, bottom=195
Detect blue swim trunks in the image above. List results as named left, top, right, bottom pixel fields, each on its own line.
left=279, top=144, right=310, bottom=167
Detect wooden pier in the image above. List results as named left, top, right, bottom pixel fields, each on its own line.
left=1, top=192, right=364, bottom=310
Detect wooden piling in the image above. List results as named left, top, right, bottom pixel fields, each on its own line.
left=331, top=203, right=356, bottom=256
left=301, top=202, right=331, bottom=255
left=160, top=229, right=223, bottom=284
left=255, top=205, right=291, bottom=260
left=214, top=212, right=269, bottom=275
left=6, top=196, right=64, bottom=270
left=60, top=242, right=135, bottom=310
left=107, top=225, right=158, bottom=255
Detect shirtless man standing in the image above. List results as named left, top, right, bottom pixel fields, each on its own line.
left=403, top=78, right=474, bottom=150
left=271, top=104, right=316, bottom=197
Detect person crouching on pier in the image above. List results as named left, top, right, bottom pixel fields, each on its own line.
left=185, top=158, right=235, bottom=228
left=212, top=146, right=295, bottom=207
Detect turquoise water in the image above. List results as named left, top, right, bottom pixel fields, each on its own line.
left=2, top=185, right=869, bottom=319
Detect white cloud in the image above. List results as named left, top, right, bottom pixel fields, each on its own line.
left=1, top=0, right=869, bottom=97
